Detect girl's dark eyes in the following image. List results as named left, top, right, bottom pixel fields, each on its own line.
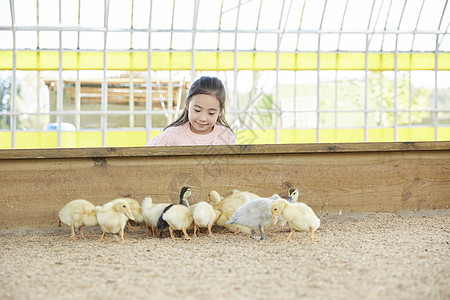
left=194, top=109, right=200, bottom=113
left=209, top=113, right=216, bottom=116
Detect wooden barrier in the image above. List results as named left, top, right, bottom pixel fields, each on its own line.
left=1, top=141, right=449, bottom=229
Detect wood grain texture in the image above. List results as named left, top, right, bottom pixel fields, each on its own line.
left=1, top=142, right=449, bottom=229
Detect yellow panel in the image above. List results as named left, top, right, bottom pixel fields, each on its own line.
left=0, top=51, right=13, bottom=69
left=106, top=131, right=147, bottom=147
left=218, top=53, right=234, bottom=70
left=438, top=53, right=450, bottom=70
left=16, top=51, right=38, bottom=70
left=254, top=53, right=277, bottom=70
left=236, top=129, right=275, bottom=144
left=320, top=53, right=338, bottom=70
left=39, top=51, right=60, bottom=70
left=195, top=52, right=218, bottom=70
left=151, top=52, right=170, bottom=70
left=338, top=53, right=365, bottom=70
left=410, top=53, right=435, bottom=70
left=397, top=127, right=435, bottom=142
left=1, top=50, right=449, bottom=71
left=15, top=132, right=58, bottom=149
left=76, top=132, right=103, bottom=148
left=0, top=132, right=12, bottom=149
left=107, top=52, right=132, bottom=70
left=368, top=53, right=395, bottom=71
left=296, top=53, right=317, bottom=70
left=320, top=129, right=365, bottom=143
left=279, top=53, right=296, bottom=70
left=131, top=52, right=148, bottom=71
left=437, top=127, right=450, bottom=141
left=171, top=52, right=191, bottom=70
left=237, top=53, right=254, bottom=70
left=368, top=128, right=395, bottom=142
left=279, top=129, right=316, bottom=143
left=61, top=132, right=78, bottom=148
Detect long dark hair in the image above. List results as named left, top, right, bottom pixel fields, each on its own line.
left=164, top=76, right=233, bottom=132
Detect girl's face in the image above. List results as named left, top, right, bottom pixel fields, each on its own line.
left=186, top=94, right=222, bottom=135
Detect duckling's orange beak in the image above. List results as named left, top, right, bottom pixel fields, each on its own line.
left=272, top=215, right=278, bottom=225
left=125, top=210, right=135, bottom=220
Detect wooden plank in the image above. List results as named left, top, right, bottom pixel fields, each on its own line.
left=1, top=141, right=449, bottom=160
left=0, top=142, right=449, bottom=229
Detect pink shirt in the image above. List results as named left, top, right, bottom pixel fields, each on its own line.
left=146, top=122, right=237, bottom=146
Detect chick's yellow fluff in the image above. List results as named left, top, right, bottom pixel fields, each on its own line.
left=209, top=190, right=260, bottom=234
left=162, top=205, right=193, bottom=241
left=271, top=199, right=320, bottom=242
left=58, top=199, right=100, bottom=239
left=97, top=199, right=135, bottom=243
left=142, top=196, right=172, bottom=237
left=190, top=201, right=217, bottom=237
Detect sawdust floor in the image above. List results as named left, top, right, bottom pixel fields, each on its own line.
left=0, top=210, right=449, bottom=300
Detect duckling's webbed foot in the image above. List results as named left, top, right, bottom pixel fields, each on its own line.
left=259, top=225, right=266, bottom=240
left=127, top=221, right=140, bottom=232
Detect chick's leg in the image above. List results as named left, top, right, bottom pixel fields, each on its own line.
left=119, top=228, right=124, bottom=244
left=309, top=227, right=315, bottom=242
left=100, top=230, right=106, bottom=242
left=70, top=224, right=76, bottom=240
left=169, top=227, right=175, bottom=242
left=151, top=226, right=156, bottom=237
left=193, top=224, right=198, bottom=238
left=207, top=223, right=214, bottom=237
left=259, top=225, right=266, bottom=240
left=78, top=227, right=85, bottom=239
left=285, top=228, right=295, bottom=242
left=127, top=221, right=139, bottom=232
left=182, top=226, right=191, bottom=240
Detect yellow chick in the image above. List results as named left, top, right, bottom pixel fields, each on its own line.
left=97, top=199, right=135, bottom=243
left=58, top=199, right=101, bottom=240
left=111, top=198, right=144, bottom=231
left=208, top=189, right=260, bottom=234
left=142, top=196, right=172, bottom=237
left=190, top=201, right=217, bottom=238
left=271, top=199, right=320, bottom=242
left=157, top=186, right=193, bottom=241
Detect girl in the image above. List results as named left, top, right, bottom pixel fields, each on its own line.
left=146, top=76, right=237, bottom=146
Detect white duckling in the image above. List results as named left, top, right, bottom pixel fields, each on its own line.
left=190, top=201, right=217, bottom=238
left=271, top=199, right=320, bottom=242
left=157, top=186, right=193, bottom=241
left=58, top=199, right=101, bottom=239
left=209, top=189, right=260, bottom=234
left=97, top=199, right=135, bottom=243
left=225, top=197, right=276, bottom=240
left=142, top=196, right=172, bottom=237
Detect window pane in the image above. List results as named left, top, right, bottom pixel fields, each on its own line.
left=14, top=0, right=37, bottom=26
left=79, top=32, right=104, bottom=50
left=107, top=32, right=131, bottom=50
left=16, top=31, right=37, bottom=49
left=133, top=0, right=150, bottom=29
left=38, top=0, right=59, bottom=26
left=80, top=0, right=104, bottom=27
left=171, top=33, right=192, bottom=50
left=151, top=0, right=173, bottom=30
left=109, top=0, right=132, bottom=29
left=195, top=33, right=218, bottom=50
left=173, top=0, right=194, bottom=30
left=197, top=0, right=221, bottom=30
left=39, top=31, right=60, bottom=49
